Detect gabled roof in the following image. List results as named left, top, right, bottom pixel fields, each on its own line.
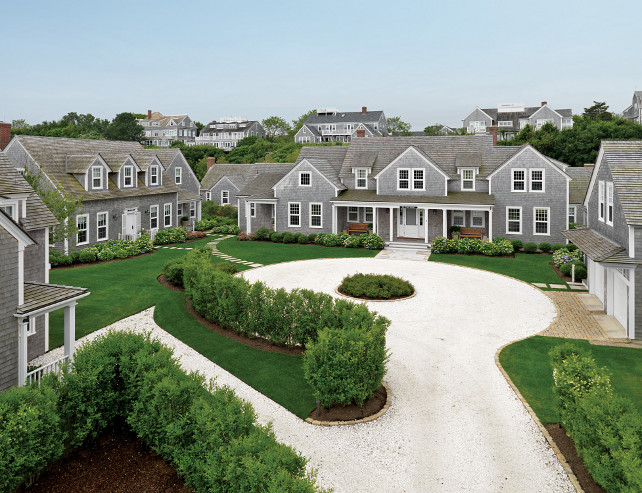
left=485, top=145, right=570, bottom=182
left=201, top=163, right=257, bottom=190
left=0, top=152, right=34, bottom=194
left=0, top=208, right=35, bottom=245
left=274, top=158, right=346, bottom=192
left=200, top=120, right=261, bottom=136
left=565, top=166, right=593, bottom=204
left=139, top=112, right=190, bottom=127
left=297, top=124, right=321, bottom=137
left=237, top=163, right=297, bottom=199
left=62, top=154, right=103, bottom=173
left=305, top=110, right=385, bottom=125
left=100, top=153, right=138, bottom=173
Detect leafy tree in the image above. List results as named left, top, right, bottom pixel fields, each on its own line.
left=387, top=116, right=412, bottom=136
left=11, top=119, right=28, bottom=129
left=131, top=113, right=147, bottom=120
left=169, top=142, right=226, bottom=180
left=583, top=101, right=613, bottom=121
left=290, top=109, right=316, bottom=137
left=104, top=112, right=144, bottom=142
left=261, top=116, right=291, bottom=137
left=194, top=121, right=204, bottom=136
left=10, top=112, right=109, bottom=139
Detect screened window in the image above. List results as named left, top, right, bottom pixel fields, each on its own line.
left=76, top=215, right=88, bottom=245
left=398, top=169, right=409, bottom=189
left=453, top=210, right=465, bottom=227
left=530, top=169, right=544, bottom=192
left=507, top=208, right=521, bottom=233
left=289, top=203, right=300, bottom=227
left=348, top=206, right=359, bottom=222
left=534, top=208, right=549, bottom=235
left=310, top=203, right=322, bottom=228
left=97, top=212, right=108, bottom=241
left=512, top=169, right=525, bottom=191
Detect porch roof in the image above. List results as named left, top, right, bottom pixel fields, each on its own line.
left=177, top=189, right=201, bottom=202
left=331, top=189, right=494, bottom=206
left=561, top=226, right=625, bottom=261
left=16, top=282, right=89, bottom=316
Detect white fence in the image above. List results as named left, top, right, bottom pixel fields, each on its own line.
left=26, top=356, right=70, bottom=385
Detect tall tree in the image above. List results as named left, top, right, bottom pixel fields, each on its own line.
left=583, top=101, right=613, bottom=121
left=104, top=112, right=145, bottom=142
left=261, top=116, right=291, bottom=137
left=387, top=116, right=412, bottom=136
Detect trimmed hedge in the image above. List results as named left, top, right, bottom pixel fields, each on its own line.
left=235, top=230, right=385, bottom=250
left=538, top=242, right=552, bottom=253
left=511, top=239, right=523, bottom=251
left=49, top=235, right=154, bottom=267
left=153, top=227, right=188, bottom=245
left=339, top=273, right=414, bottom=299
left=431, top=237, right=513, bottom=256
left=523, top=242, right=537, bottom=253
left=550, top=344, right=642, bottom=491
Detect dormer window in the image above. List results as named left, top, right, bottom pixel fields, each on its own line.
left=92, top=167, right=103, bottom=189
left=355, top=168, right=368, bottom=189
left=461, top=169, right=475, bottom=191
left=0, top=202, right=17, bottom=221
left=150, top=165, right=159, bottom=185
left=169, top=120, right=175, bottom=126
left=175, top=167, right=182, bottom=185
left=123, top=166, right=134, bottom=187
left=299, top=171, right=311, bottom=186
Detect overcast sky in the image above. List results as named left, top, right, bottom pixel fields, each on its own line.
left=2, top=0, right=641, bottom=130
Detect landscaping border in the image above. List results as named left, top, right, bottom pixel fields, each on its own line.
left=334, top=287, right=417, bottom=302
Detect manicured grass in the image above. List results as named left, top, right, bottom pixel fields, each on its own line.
left=217, top=237, right=380, bottom=265
left=499, top=336, right=642, bottom=424
left=429, top=252, right=564, bottom=285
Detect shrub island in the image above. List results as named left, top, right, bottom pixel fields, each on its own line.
left=338, top=273, right=415, bottom=300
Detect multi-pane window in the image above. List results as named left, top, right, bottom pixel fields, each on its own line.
left=512, top=169, right=525, bottom=191
left=310, top=203, right=322, bottom=228
left=124, top=166, right=134, bottom=187
left=348, top=206, right=359, bottom=222
left=569, top=206, right=576, bottom=224
left=534, top=208, right=549, bottom=235
left=606, top=182, right=614, bottom=225
left=365, top=207, right=373, bottom=223
left=507, top=208, right=521, bottom=233
left=0, top=203, right=15, bottom=220
left=598, top=181, right=605, bottom=221
left=76, top=215, right=88, bottom=245
left=453, top=210, right=465, bottom=227
left=530, top=169, right=544, bottom=192
left=471, top=211, right=484, bottom=227
left=150, top=166, right=158, bottom=185
left=177, top=203, right=183, bottom=217
left=289, top=203, right=300, bottom=227
left=190, top=202, right=196, bottom=218
left=398, top=169, right=409, bottom=189
left=150, top=205, right=158, bottom=229
left=356, top=168, right=368, bottom=189
left=299, top=172, right=311, bottom=186
left=205, top=191, right=211, bottom=201
left=97, top=212, right=108, bottom=241
left=175, top=167, right=182, bottom=184
left=462, top=169, right=475, bottom=190
left=221, top=190, right=229, bottom=205
left=250, top=202, right=256, bottom=218
left=92, top=167, right=102, bottom=189
left=413, top=169, right=424, bottom=190
left=164, top=203, right=172, bottom=227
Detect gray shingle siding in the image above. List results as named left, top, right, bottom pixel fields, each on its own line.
left=209, top=177, right=239, bottom=206
left=0, top=227, right=19, bottom=389
left=376, top=150, right=447, bottom=197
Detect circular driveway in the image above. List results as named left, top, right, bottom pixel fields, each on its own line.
left=241, top=258, right=574, bottom=492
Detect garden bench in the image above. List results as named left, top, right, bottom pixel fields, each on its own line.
left=347, top=223, right=370, bottom=236
left=458, top=227, right=483, bottom=240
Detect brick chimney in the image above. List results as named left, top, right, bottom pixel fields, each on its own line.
left=356, top=129, right=366, bottom=138
left=584, top=163, right=595, bottom=168
left=488, top=126, right=498, bottom=146
left=206, top=157, right=216, bottom=170
left=361, top=106, right=367, bottom=114
left=147, top=109, right=152, bottom=119
left=541, top=101, right=547, bottom=107
left=0, top=121, right=11, bottom=150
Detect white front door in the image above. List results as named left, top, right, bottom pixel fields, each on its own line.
left=398, top=207, right=424, bottom=238
left=122, top=209, right=141, bottom=239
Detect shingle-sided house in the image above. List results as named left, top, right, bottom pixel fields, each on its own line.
left=566, top=165, right=594, bottom=226
left=0, top=153, right=89, bottom=390
left=194, top=118, right=264, bottom=150
left=463, top=102, right=573, bottom=141
left=200, top=159, right=257, bottom=206
left=3, top=136, right=202, bottom=250
left=294, top=107, right=388, bottom=143
left=563, top=141, right=642, bottom=341
left=233, top=136, right=578, bottom=245
left=622, top=91, right=642, bottom=124
left=138, top=110, right=197, bottom=147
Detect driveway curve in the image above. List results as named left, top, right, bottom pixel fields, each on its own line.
left=241, top=258, right=574, bottom=493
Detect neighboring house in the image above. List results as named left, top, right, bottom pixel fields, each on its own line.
left=566, top=165, right=594, bottom=226
left=294, top=107, right=388, bottom=143
left=194, top=118, right=264, bottom=150
left=463, top=102, right=573, bottom=141
left=228, top=136, right=579, bottom=245
left=563, top=141, right=642, bottom=341
left=200, top=158, right=257, bottom=206
left=0, top=153, right=89, bottom=390
left=4, top=136, right=202, bottom=249
left=622, top=91, right=642, bottom=124
left=138, top=110, right=197, bottom=147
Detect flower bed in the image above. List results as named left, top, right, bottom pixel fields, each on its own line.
left=431, top=237, right=513, bottom=256
left=338, top=273, right=414, bottom=300
left=49, top=236, right=154, bottom=267
left=240, top=228, right=385, bottom=250
left=553, top=247, right=583, bottom=266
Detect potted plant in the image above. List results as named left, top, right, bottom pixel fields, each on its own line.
left=181, top=216, right=189, bottom=227
left=450, top=225, right=461, bottom=239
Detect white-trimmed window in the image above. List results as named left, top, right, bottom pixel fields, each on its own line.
left=221, top=190, right=230, bottom=205
left=355, top=168, right=368, bottom=189
left=536, top=118, right=554, bottom=129
left=413, top=169, right=425, bottom=190
left=398, top=168, right=410, bottom=189
left=598, top=180, right=605, bottom=221
left=299, top=171, right=311, bottom=186
left=76, top=214, right=88, bottom=245
left=175, top=167, right=182, bottom=184
left=530, top=169, right=544, bottom=192
left=348, top=206, right=359, bottom=222
left=91, top=166, right=103, bottom=189
left=498, top=121, right=513, bottom=127
left=0, top=201, right=17, bottom=221
left=190, top=201, right=196, bottom=218
left=164, top=203, right=172, bottom=227
left=97, top=212, right=108, bottom=241
left=250, top=202, right=256, bottom=218
left=534, top=207, right=550, bottom=235
left=569, top=206, right=576, bottom=224
left=150, top=165, right=159, bottom=185
left=150, top=205, right=159, bottom=229
left=205, top=191, right=211, bottom=201
left=452, top=210, right=465, bottom=227
left=288, top=202, right=301, bottom=227
left=606, top=182, right=614, bottom=225
left=177, top=203, right=183, bottom=217
left=506, top=207, right=522, bottom=234
left=512, top=169, right=526, bottom=192
left=310, top=203, right=322, bottom=228
left=123, top=165, right=134, bottom=187
left=461, top=169, right=475, bottom=191
left=471, top=211, right=485, bottom=227
left=365, top=207, right=373, bottom=223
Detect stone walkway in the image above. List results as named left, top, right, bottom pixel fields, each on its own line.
left=376, top=247, right=431, bottom=261
left=207, top=234, right=263, bottom=268
left=540, top=292, right=609, bottom=340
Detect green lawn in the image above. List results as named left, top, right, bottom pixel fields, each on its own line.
left=499, top=336, right=642, bottom=424
left=429, top=252, right=565, bottom=285
left=217, top=237, right=380, bottom=265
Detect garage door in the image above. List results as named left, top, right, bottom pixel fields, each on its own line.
left=588, top=259, right=605, bottom=305
left=612, top=270, right=629, bottom=330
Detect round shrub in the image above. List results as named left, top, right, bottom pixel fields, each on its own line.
left=308, top=233, right=317, bottom=243
left=297, top=234, right=309, bottom=244
left=343, top=235, right=361, bottom=248
left=97, top=249, right=115, bottom=261
left=69, top=251, right=81, bottom=263
left=49, top=251, right=72, bottom=266
left=551, top=243, right=565, bottom=252
left=254, top=227, right=271, bottom=241
left=270, top=232, right=282, bottom=243
left=282, top=232, right=295, bottom=244
left=553, top=248, right=583, bottom=266
left=361, top=234, right=385, bottom=250
left=314, top=233, right=327, bottom=245
left=293, top=232, right=303, bottom=241
left=511, top=239, right=523, bottom=251
left=560, top=260, right=586, bottom=277
left=567, top=243, right=578, bottom=252
left=493, top=236, right=507, bottom=243
left=113, top=248, right=129, bottom=259
left=163, top=258, right=185, bottom=286
left=574, top=265, right=587, bottom=280
left=339, top=273, right=414, bottom=300
left=539, top=242, right=552, bottom=253
left=523, top=242, right=538, bottom=253
left=78, top=249, right=97, bottom=263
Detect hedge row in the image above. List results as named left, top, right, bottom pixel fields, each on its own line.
left=550, top=343, right=642, bottom=491
left=0, top=332, right=323, bottom=492
left=153, top=227, right=189, bottom=245
left=49, top=236, right=154, bottom=267
left=162, top=247, right=239, bottom=287
left=242, top=228, right=385, bottom=250
left=194, top=217, right=236, bottom=231
left=431, top=237, right=513, bottom=256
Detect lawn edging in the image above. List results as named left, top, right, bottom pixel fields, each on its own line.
left=334, top=287, right=417, bottom=302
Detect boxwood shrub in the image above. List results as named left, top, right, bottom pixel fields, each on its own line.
left=339, top=273, right=414, bottom=299
left=297, top=234, right=309, bottom=244
left=551, top=243, right=565, bottom=252
left=282, top=232, right=295, bottom=244
left=510, top=239, right=523, bottom=251
left=270, top=232, right=282, bottom=243
left=153, top=227, right=188, bottom=245
left=523, top=242, right=538, bottom=253
left=50, top=235, right=153, bottom=267
left=254, top=227, right=271, bottom=241
left=538, top=242, right=552, bottom=253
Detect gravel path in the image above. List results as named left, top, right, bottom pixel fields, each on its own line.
left=33, top=258, right=574, bottom=492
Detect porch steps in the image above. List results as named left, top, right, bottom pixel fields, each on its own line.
left=386, top=241, right=430, bottom=251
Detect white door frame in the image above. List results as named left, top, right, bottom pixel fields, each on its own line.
left=398, top=206, right=424, bottom=239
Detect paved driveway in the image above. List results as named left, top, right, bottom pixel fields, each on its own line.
left=241, top=258, right=574, bottom=492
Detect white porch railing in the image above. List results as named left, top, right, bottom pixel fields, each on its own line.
left=118, top=232, right=142, bottom=241
left=26, top=356, right=70, bottom=385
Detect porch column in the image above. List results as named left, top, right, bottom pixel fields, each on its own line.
left=389, top=207, right=394, bottom=242
left=63, top=303, right=76, bottom=363
left=197, top=201, right=202, bottom=221
left=17, top=318, right=29, bottom=386
left=442, top=208, right=448, bottom=238
left=488, top=208, right=493, bottom=241
left=332, top=205, right=338, bottom=234
left=424, top=208, right=429, bottom=244
left=245, top=202, right=251, bottom=233
left=372, top=208, right=377, bottom=235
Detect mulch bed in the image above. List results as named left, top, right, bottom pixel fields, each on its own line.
left=52, top=250, right=157, bottom=270
left=545, top=424, right=606, bottom=492
left=308, top=385, right=387, bottom=422
left=27, top=425, right=191, bottom=493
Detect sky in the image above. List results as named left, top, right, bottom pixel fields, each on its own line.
left=2, top=0, right=642, bottom=130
